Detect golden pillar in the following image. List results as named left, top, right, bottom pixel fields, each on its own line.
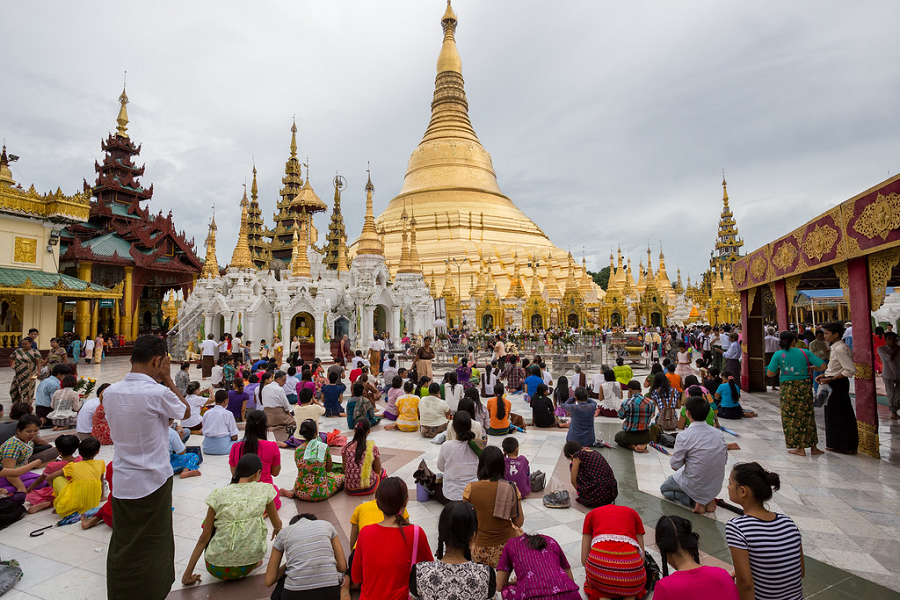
left=113, top=299, right=121, bottom=338
left=131, top=305, right=140, bottom=340
left=122, top=267, right=134, bottom=341
left=56, top=301, right=64, bottom=337
left=90, top=301, right=99, bottom=339
left=75, top=262, right=93, bottom=341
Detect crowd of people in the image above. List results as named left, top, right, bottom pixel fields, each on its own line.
left=0, top=319, right=876, bottom=599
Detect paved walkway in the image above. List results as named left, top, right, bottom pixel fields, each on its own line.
left=1, top=357, right=899, bottom=599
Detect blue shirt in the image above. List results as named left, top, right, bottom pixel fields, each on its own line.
left=251, top=360, right=268, bottom=371
left=716, top=382, right=740, bottom=408
left=35, top=376, right=60, bottom=408
left=321, top=383, right=346, bottom=411
left=563, top=399, right=597, bottom=446
left=524, top=375, right=543, bottom=397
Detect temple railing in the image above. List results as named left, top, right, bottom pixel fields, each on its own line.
left=167, top=303, right=203, bottom=360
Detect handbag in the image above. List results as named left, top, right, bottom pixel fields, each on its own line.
left=658, top=405, right=678, bottom=431
left=530, top=470, right=546, bottom=493
left=814, top=383, right=832, bottom=408
left=0, top=559, right=23, bottom=596
left=0, top=499, right=26, bottom=531
left=185, top=445, right=204, bottom=466
left=644, top=552, right=662, bottom=592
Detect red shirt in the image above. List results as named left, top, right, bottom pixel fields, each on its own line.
left=352, top=523, right=434, bottom=600
left=349, top=368, right=362, bottom=383
left=582, top=504, right=645, bottom=540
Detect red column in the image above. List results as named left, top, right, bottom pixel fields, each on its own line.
left=847, top=257, right=879, bottom=458
left=773, top=280, right=790, bottom=331
left=740, top=290, right=750, bottom=389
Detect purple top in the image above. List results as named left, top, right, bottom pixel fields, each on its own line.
left=497, top=534, right=580, bottom=599
left=226, top=390, right=249, bottom=420
left=244, top=383, right=259, bottom=411
left=503, top=455, right=531, bottom=499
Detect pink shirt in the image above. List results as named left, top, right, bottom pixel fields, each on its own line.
left=228, top=439, right=282, bottom=509
left=652, top=566, right=739, bottom=600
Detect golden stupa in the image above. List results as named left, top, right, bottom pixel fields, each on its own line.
left=362, top=1, right=597, bottom=301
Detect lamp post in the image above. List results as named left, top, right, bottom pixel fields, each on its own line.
left=446, top=257, right=467, bottom=329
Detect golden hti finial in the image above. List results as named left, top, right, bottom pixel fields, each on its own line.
left=408, top=209, right=422, bottom=273
left=357, top=167, right=384, bottom=257
left=229, top=194, right=255, bottom=270
left=251, top=160, right=259, bottom=203
left=437, top=0, right=462, bottom=74
left=116, top=74, right=130, bottom=138
left=291, top=217, right=311, bottom=278
left=722, top=170, right=729, bottom=204
left=200, top=212, right=219, bottom=279
left=290, top=117, right=298, bottom=158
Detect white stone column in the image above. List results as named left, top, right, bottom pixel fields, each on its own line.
left=314, top=314, right=332, bottom=361
left=224, top=311, right=235, bottom=335
left=391, top=307, right=401, bottom=342
left=204, top=314, right=213, bottom=338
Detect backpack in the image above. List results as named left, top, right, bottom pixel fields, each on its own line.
left=0, top=499, right=26, bottom=531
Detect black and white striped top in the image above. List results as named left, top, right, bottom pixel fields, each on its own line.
left=725, top=513, right=803, bottom=600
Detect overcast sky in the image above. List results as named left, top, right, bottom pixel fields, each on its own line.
left=4, top=1, right=899, bottom=282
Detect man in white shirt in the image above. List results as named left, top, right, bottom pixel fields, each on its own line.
left=660, top=397, right=727, bottom=514
left=210, top=358, right=225, bottom=389
left=76, top=392, right=101, bottom=440
left=369, top=337, right=385, bottom=376
left=103, top=335, right=190, bottom=599
left=282, top=366, right=300, bottom=404
left=200, top=333, right=218, bottom=378
left=201, top=393, right=239, bottom=445
left=262, top=370, right=296, bottom=440
left=763, top=327, right=781, bottom=391
left=83, top=337, right=95, bottom=364
left=351, top=350, right=370, bottom=369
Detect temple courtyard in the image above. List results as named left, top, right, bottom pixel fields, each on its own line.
left=1, top=356, right=899, bottom=599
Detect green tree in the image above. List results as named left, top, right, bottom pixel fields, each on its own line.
left=587, top=266, right=611, bottom=290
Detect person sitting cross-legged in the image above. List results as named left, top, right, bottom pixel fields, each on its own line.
left=660, top=397, right=728, bottom=514
left=614, top=380, right=656, bottom=453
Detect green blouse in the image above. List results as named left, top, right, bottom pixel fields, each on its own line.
left=767, top=348, right=823, bottom=382
left=204, top=481, right=276, bottom=567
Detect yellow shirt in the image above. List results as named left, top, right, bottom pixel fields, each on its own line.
left=395, top=394, right=420, bottom=432
left=53, top=459, right=105, bottom=517
left=350, top=499, right=410, bottom=548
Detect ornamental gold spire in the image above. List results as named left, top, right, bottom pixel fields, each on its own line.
left=246, top=163, right=270, bottom=268
left=506, top=252, right=526, bottom=298
left=116, top=86, right=129, bottom=138
left=324, top=176, right=350, bottom=271
left=229, top=189, right=255, bottom=270
left=291, top=218, right=311, bottom=278
left=437, top=1, right=462, bottom=75
left=0, top=145, right=14, bottom=187
left=408, top=211, right=422, bottom=274
left=357, top=170, right=384, bottom=257
left=579, top=255, right=594, bottom=297
left=544, top=251, right=561, bottom=299
left=200, top=216, right=219, bottom=278
left=290, top=118, right=298, bottom=158
left=397, top=205, right=415, bottom=273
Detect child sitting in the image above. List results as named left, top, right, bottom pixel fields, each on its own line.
left=24, top=434, right=81, bottom=513
left=530, top=383, right=569, bottom=429
left=293, top=388, right=326, bottom=430
left=320, top=371, right=347, bottom=417
left=394, top=381, right=421, bottom=432
left=202, top=390, right=239, bottom=455
left=51, top=436, right=106, bottom=517
left=382, top=375, right=404, bottom=423
left=223, top=356, right=237, bottom=391
left=48, top=375, right=81, bottom=430
left=169, top=420, right=202, bottom=478
left=181, top=381, right=211, bottom=433
left=227, top=378, right=249, bottom=422
left=502, top=437, right=531, bottom=499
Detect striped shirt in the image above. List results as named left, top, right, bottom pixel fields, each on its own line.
left=725, top=513, right=803, bottom=600
left=274, top=519, right=341, bottom=591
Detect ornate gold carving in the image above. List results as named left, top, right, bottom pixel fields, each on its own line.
left=857, top=420, right=880, bottom=459
left=733, top=261, right=747, bottom=286
left=0, top=293, right=24, bottom=319
left=803, top=224, right=839, bottom=262
left=746, top=286, right=757, bottom=314
left=833, top=261, right=850, bottom=306
left=0, top=186, right=91, bottom=223
left=853, top=193, right=900, bottom=241
left=13, top=237, right=37, bottom=263
left=855, top=362, right=873, bottom=380
left=772, top=243, right=798, bottom=272
left=785, top=275, right=802, bottom=312
left=867, top=247, right=900, bottom=311
left=750, top=255, right=767, bottom=280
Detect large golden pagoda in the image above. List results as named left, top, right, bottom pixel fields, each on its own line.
left=362, top=1, right=595, bottom=302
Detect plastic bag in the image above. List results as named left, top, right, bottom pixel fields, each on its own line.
left=814, top=383, right=831, bottom=408
left=542, top=478, right=570, bottom=509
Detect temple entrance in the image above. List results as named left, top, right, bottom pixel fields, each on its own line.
left=650, top=312, right=662, bottom=327
left=333, top=316, right=349, bottom=338
left=374, top=304, right=389, bottom=335
left=567, top=313, right=579, bottom=329
left=530, top=314, right=543, bottom=330
left=291, top=312, right=315, bottom=342
left=610, top=311, right=621, bottom=327
left=482, top=314, right=494, bottom=331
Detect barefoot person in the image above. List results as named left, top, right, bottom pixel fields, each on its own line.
left=614, top=381, right=656, bottom=453
left=104, top=335, right=192, bottom=600
left=660, top=397, right=728, bottom=514
left=766, top=331, right=825, bottom=457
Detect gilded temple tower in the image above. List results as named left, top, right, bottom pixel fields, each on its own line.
left=710, top=176, right=744, bottom=273
left=323, top=176, right=350, bottom=272
left=247, top=164, right=272, bottom=268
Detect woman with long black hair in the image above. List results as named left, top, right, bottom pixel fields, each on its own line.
left=341, top=419, right=386, bottom=495
left=497, top=531, right=580, bottom=599
left=228, top=409, right=284, bottom=508
left=767, top=331, right=825, bottom=456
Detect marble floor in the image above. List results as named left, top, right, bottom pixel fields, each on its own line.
left=1, top=357, right=899, bottom=599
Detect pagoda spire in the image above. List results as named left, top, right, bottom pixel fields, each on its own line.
left=441, top=259, right=457, bottom=296
left=229, top=193, right=255, bottom=270
left=579, top=255, right=594, bottom=296
left=357, top=170, right=384, bottom=257
left=408, top=211, right=422, bottom=274
left=116, top=85, right=129, bottom=139
left=246, top=163, right=270, bottom=268
left=529, top=259, right=543, bottom=297
left=397, top=205, right=415, bottom=273
left=290, top=118, right=298, bottom=158
left=324, top=176, right=350, bottom=271
left=544, top=251, right=561, bottom=299
left=0, top=145, right=14, bottom=187
left=507, top=251, right=526, bottom=298
left=200, top=216, right=219, bottom=278
left=291, top=218, right=311, bottom=278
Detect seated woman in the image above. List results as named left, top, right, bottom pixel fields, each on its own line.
left=464, top=446, right=524, bottom=568
left=465, top=387, right=490, bottom=433
left=654, top=515, right=739, bottom=600
left=419, top=383, right=451, bottom=438
left=531, top=383, right=568, bottom=428
left=447, top=397, right=487, bottom=447
left=596, top=369, right=623, bottom=417
left=438, top=412, right=481, bottom=502
left=581, top=503, right=646, bottom=600
left=563, top=441, right=617, bottom=507
left=497, top=532, right=581, bottom=600
left=648, top=370, right=680, bottom=431
left=562, top=387, right=598, bottom=446
left=394, top=381, right=421, bottom=432
left=643, top=363, right=664, bottom=389
left=715, top=371, right=757, bottom=419
left=0, top=415, right=47, bottom=498
left=265, top=512, right=349, bottom=600
left=342, top=420, right=386, bottom=496
left=487, top=383, right=515, bottom=436
left=181, top=381, right=211, bottom=433
left=410, top=501, right=496, bottom=600
left=168, top=421, right=201, bottom=479
left=91, top=383, right=113, bottom=445
left=288, top=419, right=344, bottom=501
left=358, top=373, right=382, bottom=405
left=182, top=453, right=282, bottom=585
left=229, top=410, right=283, bottom=508
left=48, top=375, right=81, bottom=431
left=346, top=382, right=381, bottom=430
left=201, top=390, right=239, bottom=455
left=443, top=371, right=465, bottom=412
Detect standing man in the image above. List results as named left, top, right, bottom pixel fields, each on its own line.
left=340, top=334, right=352, bottom=366
left=368, top=335, right=383, bottom=377
left=104, top=335, right=190, bottom=599
left=83, top=336, right=95, bottom=365
left=27, top=328, right=40, bottom=350
left=878, top=332, right=900, bottom=420
left=200, top=333, right=217, bottom=379
left=289, top=335, right=300, bottom=366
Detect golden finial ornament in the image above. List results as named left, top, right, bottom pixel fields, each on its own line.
left=357, top=168, right=384, bottom=257
left=116, top=78, right=130, bottom=138
left=229, top=186, right=255, bottom=270
left=200, top=214, right=219, bottom=278
left=291, top=218, right=311, bottom=278
left=290, top=117, right=298, bottom=158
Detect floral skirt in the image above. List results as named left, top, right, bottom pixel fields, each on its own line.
left=205, top=560, right=257, bottom=581
left=294, top=468, right=345, bottom=502
left=584, top=541, right=646, bottom=599
left=779, top=379, right=818, bottom=449
left=471, top=527, right=522, bottom=568
left=420, top=422, right=448, bottom=438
